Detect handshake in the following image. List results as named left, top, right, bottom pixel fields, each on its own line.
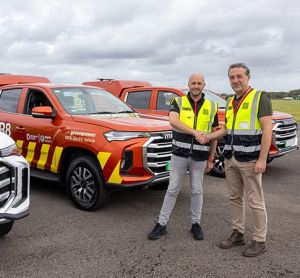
left=194, top=131, right=213, bottom=144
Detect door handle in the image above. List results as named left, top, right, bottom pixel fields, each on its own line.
left=16, top=126, right=26, bottom=131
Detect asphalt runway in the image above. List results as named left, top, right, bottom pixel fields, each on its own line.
left=1, top=138, right=299, bottom=277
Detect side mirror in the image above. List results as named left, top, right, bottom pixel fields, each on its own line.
left=31, top=106, right=56, bottom=118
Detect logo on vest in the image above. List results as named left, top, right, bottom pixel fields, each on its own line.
left=242, top=103, right=249, bottom=109
left=203, top=109, right=209, bottom=115
left=182, top=107, right=192, bottom=111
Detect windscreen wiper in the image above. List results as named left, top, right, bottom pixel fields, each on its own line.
left=117, top=110, right=134, bottom=114
left=89, top=112, right=113, bottom=115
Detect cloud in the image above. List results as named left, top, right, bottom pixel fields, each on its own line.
left=0, top=0, right=299, bottom=93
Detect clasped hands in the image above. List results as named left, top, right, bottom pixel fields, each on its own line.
left=194, top=131, right=211, bottom=144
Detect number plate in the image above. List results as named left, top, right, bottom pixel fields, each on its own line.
left=165, top=161, right=170, bottom=171
left=284, top=138, right=296, bottom=147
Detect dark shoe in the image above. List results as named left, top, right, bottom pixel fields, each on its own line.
left=190, top=223, right=204, bottom=240
left=219, top=229, right=246, bottom=249
left=242, top=240, right=267, bottom=257
left=148, top=223, right=167, bottom=240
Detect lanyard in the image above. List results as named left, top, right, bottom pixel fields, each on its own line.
left=232, top=87, right=252, bottom=113
left=194, top=101, right=198, bottom=115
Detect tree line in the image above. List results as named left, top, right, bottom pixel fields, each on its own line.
left=267, top=89, right=300, bottom=99
left=220, top=89, right=300, bottom=100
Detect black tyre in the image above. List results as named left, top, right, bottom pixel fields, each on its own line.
left=151, top=181, right=169, bottom=191
left=0, top=221, right=14, bottom=237
left=266, top=157, right=274, bottom=164
left=66, top=156, right=110, bottom=211
left=210, top=143, right=226, bottom=178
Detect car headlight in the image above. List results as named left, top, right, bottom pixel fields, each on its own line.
left=0, top=143, right=20, bottom=157
left=104, top=131, right=151, bottom=141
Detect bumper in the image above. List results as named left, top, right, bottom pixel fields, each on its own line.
left=0, top=209, right=30, bottom=222
left=268, top=145, right=299, bottom=158
left=107, top=172, right=170, bottom=189
left=0, top=155, right=30, bottom=221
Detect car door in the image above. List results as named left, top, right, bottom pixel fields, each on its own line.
left=0, top=86, right=60, bottom=172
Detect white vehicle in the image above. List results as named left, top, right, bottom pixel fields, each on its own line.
left=0, top=131, right=30, bottom=237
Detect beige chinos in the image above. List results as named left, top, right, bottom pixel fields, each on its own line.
left=225, top=156, right=267, bottom=242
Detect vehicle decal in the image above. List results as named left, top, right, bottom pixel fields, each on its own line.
left=16, top=140, right=23, bottom=151
left=108, top=161, right=122, bottom=183
left=26, top=133, right=39, bottom=141
left=25, top=133, right=52, bottom=144
left=37, top=144, right=50, bottom=170
left=26, top=142, right=36, bottom=164
left=38, top=135, right=52, bottom=144
left=70, top=131, right=96, bottom=137
left=65, top=130, right=96, bottom=143
left=97, top=151, right=111, bottom=169
left=50, top=146, right=63, bottom=173
left=0, top=122, right=11, bottom=136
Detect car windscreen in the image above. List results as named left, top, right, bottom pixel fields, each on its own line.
left=52, top=87, right=134, bottom=115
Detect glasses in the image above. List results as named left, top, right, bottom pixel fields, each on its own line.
left=228, top=63, right=250, bottom=76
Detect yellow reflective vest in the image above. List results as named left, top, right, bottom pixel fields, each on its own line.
left=172, top=95, right=217, bottom=160
left=224, top=89, right=263, bottom=161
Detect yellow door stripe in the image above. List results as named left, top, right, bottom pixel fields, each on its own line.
left=50, top=146, right=63, bottom=173
left=37, top=144, right=50, bottom=170
left=26, top=142, right=36, bottom=164
left=97, top=152, right=111, bottom=169
left=108, top=161, right=122, bottom=184
left=16, top=140, right=23, bottom=152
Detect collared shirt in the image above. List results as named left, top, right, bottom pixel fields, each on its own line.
left=169, top=92, right=219, bottom=127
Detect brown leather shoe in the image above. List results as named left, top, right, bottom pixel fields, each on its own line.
left=219, top=229, right=246, bottom=249
left=242, top=240, right=266, bottom=257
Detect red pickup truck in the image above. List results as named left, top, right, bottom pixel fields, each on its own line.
left=83, top=79, right=299, bottom=177
left=0, top=75, right=173, bottom=211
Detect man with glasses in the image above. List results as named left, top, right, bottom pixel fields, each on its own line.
left=203, top=63, right=273, bottom=257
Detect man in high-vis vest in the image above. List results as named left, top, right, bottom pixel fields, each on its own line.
left=203, top=63, right=273, bottom=257
left=148, top=73, right=218, bottom=241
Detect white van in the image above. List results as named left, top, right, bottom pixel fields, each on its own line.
left=0, top=131, right=30, bottom=237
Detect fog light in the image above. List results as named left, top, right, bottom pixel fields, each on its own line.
left=120, top=151, right=133, bottom=174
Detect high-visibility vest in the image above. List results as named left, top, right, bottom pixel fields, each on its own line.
left=224, top=89, right=263, bottom=161
left=172, top=96, right=217, bottom=159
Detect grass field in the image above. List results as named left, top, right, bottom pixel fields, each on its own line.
left=271, top=99, right=300, bottom=122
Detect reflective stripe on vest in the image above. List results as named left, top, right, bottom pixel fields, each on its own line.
left=224, top=144, right=261, bottom=152
left=172, top=139, right=210, bottom=151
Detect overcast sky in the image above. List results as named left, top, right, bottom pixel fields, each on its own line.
left=1, top=0, right=299, bottom=94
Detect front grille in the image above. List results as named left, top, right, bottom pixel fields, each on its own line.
left=143, top=132, right=172, bottom=175
left=0, top=162, right=15, bottom=207
left=273, top=119, right=298, bottom=150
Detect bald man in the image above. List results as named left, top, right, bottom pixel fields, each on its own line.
left=148, top=73, right=219, bottom=240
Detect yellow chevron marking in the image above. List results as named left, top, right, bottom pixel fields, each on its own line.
left=16, top=140, right=23, bottom=152
left=37, top=144, right=50, bottom=170
left=26, top=142, right=36, bottom=164
left=97, top=152, right=111, bottom=169
left=108, top=161, right=122, bottom=184
left=50, top=146, right=63, bottom=173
